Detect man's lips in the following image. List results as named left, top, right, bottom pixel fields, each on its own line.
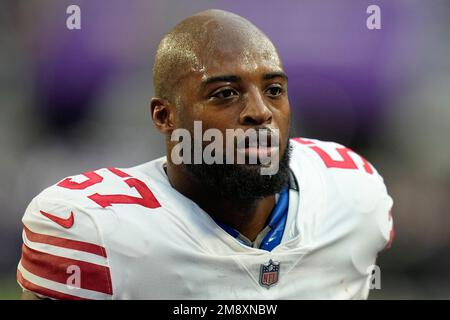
left=237, top=146, right=278, bottom=158
left=234, top=131, right=280, bottom=159
left=238, top=133, right=275, bottom=148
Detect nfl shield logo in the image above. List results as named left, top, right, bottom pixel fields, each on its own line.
left=259, top=259, right=280, bottom=288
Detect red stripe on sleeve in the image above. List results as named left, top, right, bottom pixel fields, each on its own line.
left=108, top=167, right=131, bottom=178
left=17, top=269, right=90, bottom=300
left=21, top=244, right=113, bottom=295
left=23, top=225, right=107, bottom=258
left=292, top=137, right=315, bottom=145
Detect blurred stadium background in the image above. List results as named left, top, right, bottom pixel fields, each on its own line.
left=1, top=0, right=450, bottom=299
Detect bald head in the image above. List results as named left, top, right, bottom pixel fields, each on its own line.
left=152, top=9, right=281, bottom=103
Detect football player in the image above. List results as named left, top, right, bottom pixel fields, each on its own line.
left=18, top=9, right=394, bottom=299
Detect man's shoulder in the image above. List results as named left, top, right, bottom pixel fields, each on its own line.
left=35, top=156, right=167, bottom=208
left=290, top=137, right=382, bottom=182
left=24, top=157, right=168, bottom=244
left=18, top=157, right=171, bottom=300
left=26, top=156, right=169, bottom=228
left=289, top=136, right=392, bottom=212
left=290, top=137, right=394, bottom=251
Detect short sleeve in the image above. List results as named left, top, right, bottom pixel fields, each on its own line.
left=17, top=192, right=114, bottom=300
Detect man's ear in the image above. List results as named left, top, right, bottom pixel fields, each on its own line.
left=150, top=97, right=175, bottom=134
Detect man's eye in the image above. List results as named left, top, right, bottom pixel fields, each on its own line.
left=266, top=86, right=283, bottom=97
left=211, top=89, right=238, bottom=99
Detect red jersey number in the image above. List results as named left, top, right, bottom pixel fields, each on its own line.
left=57, top=168, right=161, bottom=209
left=292, top=138, right=373, bottom=174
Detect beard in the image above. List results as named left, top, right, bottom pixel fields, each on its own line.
left=183, top=139, right=292, bottom=201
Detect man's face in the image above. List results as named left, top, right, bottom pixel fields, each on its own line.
left=168, top=33, right=292, bottom=199
left=175, top=41, right=291, bottom=162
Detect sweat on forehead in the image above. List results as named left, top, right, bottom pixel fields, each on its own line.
left=152, top=9, right=280, bottom=101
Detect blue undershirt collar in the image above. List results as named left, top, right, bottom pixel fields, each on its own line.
left=215, top=186, right=290, bottom=251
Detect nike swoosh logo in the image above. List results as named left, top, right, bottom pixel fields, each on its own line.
left=39, top=210, right=75, bottom=229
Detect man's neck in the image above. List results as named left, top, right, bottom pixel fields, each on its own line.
left=165, top=163, right=276, bottom=242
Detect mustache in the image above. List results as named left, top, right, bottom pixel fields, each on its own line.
left=190, top=129, right=281, bottom=158
left=194, top=128, right=285, bottom=156
left=230, top=128, right=280, bottom=149
left=191, top=128, right=280, bottom=149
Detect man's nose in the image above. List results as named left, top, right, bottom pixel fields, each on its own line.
left=239, top=88, right=272, bottom=126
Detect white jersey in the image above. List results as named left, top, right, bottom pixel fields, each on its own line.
left=17, top=138, right=394, bottom=300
